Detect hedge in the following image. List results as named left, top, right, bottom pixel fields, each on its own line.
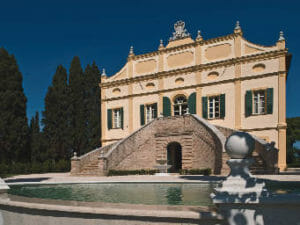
left=107, top=169, right=159, bottom=176
left=179, top=168, right=212, bottom=175
left=0, top=159, right=70, bottom=177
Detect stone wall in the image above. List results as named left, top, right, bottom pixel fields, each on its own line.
left=104, top=115, right=224, bottom=174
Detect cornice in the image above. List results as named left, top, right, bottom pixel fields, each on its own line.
left=128, top=33, right=237, bottom=61
left=240, top=127, right=277, bottom=132
left=100, top=49, right=287, bottom=88
left=102, top=70, right=286, bottom=102
left=201, top=33, right=237, bottom=45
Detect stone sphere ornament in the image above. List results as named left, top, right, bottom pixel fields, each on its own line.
left=225, top=131, right=255, bottom=159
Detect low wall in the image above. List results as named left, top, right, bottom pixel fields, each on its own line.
left=0, top=197, right=221, bottom=225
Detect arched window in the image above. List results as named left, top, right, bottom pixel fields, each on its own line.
left=173, top=95, right=188, bottom=116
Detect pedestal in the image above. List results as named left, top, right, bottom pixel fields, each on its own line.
left=211, top=159, right=268, bottom=225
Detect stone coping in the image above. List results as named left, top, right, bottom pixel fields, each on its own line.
left=0, top=195, right=222, bottom=222
left=4, top=173, right=300, bottom=185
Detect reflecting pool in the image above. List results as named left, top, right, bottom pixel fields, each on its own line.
left=8, top=183, right=215, bottom=206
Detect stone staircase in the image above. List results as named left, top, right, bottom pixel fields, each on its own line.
left=250, top=151, right=266, bottom=174
left=78, top=159, right=100, bottom=176
left=71, top=142, right=116, bottom=176
left=71, top=115, right=278, bottom=176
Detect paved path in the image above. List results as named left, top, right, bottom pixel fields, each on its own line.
left=4, top=173, right=300, bottom=184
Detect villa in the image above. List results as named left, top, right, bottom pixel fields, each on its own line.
left=71, top=21, right=291, bottom=176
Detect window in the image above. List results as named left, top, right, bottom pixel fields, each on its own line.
left=113, top=108, right=121, bottom=128
left=146, top=104, right=156, bottom=123
left=173, top=96, right=188, bottom=116
left=253, top=90, right=266, bottom=115
left=208, top=96, right=220, bottom=119
left=245, top=88, right=273, bottom=117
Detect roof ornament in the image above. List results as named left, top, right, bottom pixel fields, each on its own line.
left=196, top=30, right=203, bottom=41
left=102, top=68, right=106, bottom=76
left=129, top=46, right=134, bottom=55
left=158, top=39, right=164, bottom=50
left=169, top=20, right=191, bottom=41
left=235, top=21, right=241, bottom=30
left=234, top=20, right=243, bottom=34
left=278, top=31, right=285, bottom=41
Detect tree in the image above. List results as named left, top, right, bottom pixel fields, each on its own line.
left=29, top=112, right=46, bottom=163
left=0, top=48, right=29, bottom=163
left=68, top=56, right=87, bottom=156
left=42, top=65, right=70, bottom=161
left=286, top=117, right=300, bottom=164
left=84, top=62, right=101, bottom=152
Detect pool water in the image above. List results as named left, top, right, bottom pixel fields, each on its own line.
left=8, top=181, right=300, bottom=206
left=8, top=183, right=215, bottom=206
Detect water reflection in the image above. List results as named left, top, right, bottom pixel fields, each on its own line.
left=166, top=186, right=182, bottom=205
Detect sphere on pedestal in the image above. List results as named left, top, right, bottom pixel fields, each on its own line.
left=225, top=131, right=255, bottom=159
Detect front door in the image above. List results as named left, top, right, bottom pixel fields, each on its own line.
left=167, top=142, right=182, bottom=173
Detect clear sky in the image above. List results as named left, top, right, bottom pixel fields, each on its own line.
left=0, top=0, right=299, bottom=121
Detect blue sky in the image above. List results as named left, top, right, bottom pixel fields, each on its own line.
left=0, top=0, right=299, bottom=120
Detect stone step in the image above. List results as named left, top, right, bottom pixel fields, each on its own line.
left=280, top=167, right=300, bottom=175
left=286, top=167, right=300, bottom=172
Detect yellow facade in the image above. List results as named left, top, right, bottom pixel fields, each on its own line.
left=100, top=21, right=291, bottom=171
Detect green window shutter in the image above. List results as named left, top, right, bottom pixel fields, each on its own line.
left=202, top=96, right=208, bottom=119
left=220, top=94, right=225, bottom=118
left=245, top=90, right=252, bottom=117
left=120, top=107, right=124, bottom=129
left=163, top=97, right=171, bottom=117
left=140, top=104, right=145, bottom=125
left=107, top=109, right=112, bottom=130
left=153, top=103, right=158, bottom=118
left=266, top=88, right=273, bottom=114
left=188, top=92, right=196, bottom=114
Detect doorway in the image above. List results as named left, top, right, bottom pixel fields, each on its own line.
left=167, top=142, right=182, bottom=173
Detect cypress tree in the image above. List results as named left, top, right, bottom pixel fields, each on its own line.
left=42, top=65, right=70, bottom=161
left=0, top=48, right=29, bottom=163
left=68, top=56, right=87, bottom=156
left=84, top=62, right=101, bottom=151
left=29, top=112, right=46, bottom=163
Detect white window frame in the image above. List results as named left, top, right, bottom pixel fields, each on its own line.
left=208, top=95, right=220, bottom=119
left=146, top=104, right=155, bottom=123
left=113, top=108, right=121, bottom=128
left=173, top=96, right=188, bottom=116
left=253, top=90, right=266, bottom=115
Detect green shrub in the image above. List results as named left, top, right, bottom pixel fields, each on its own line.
left=0, top=163, right=9, bottom=175
left=108, top=169, right=159, bottom=176
left=287, top=161, right=300, bottom=168
left=31, top=162, right=43, bottom=173
left=179, top=168, right=212, bottom=176
left=55, top=159, right=70, bottom=172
